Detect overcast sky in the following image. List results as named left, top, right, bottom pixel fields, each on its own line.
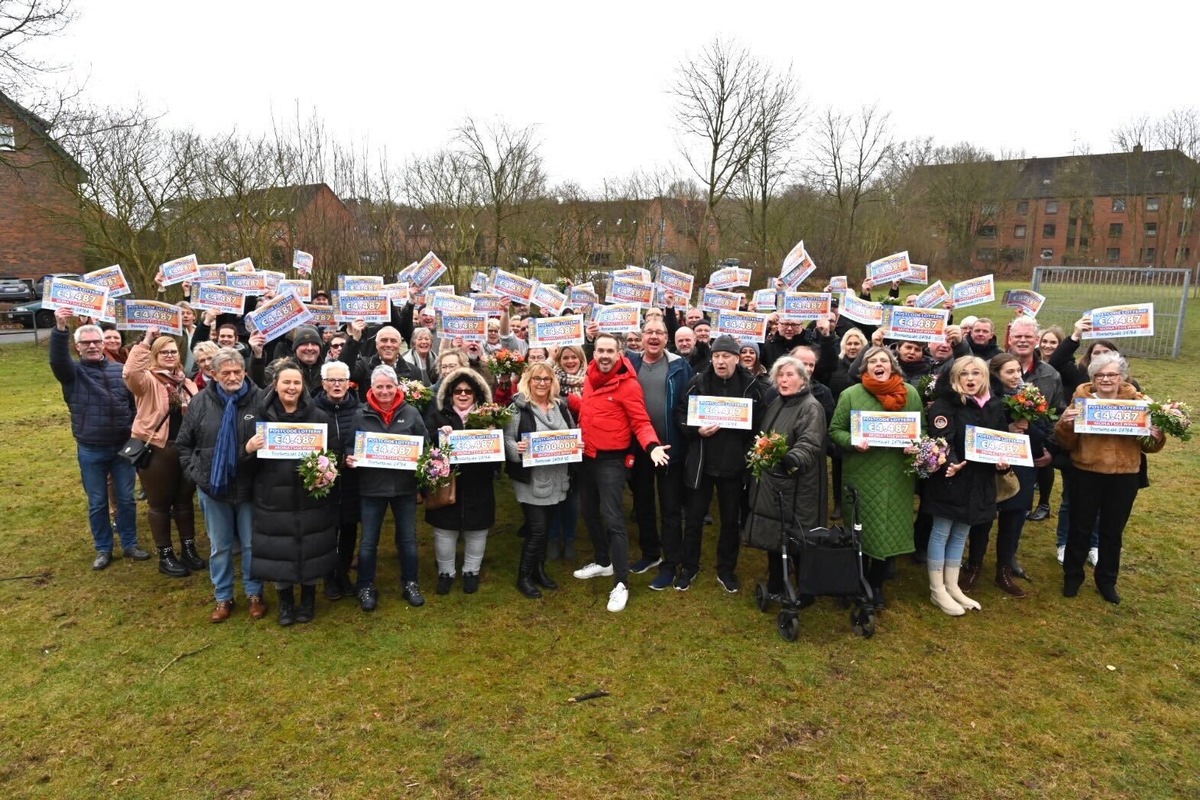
left=39, top=0, right=1200, bottom=191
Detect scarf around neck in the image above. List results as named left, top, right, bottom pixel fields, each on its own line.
left=861, top=372, right=909, bottom=411
left=210, top=380, right=252, bottom=496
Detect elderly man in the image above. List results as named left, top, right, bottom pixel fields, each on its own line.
left=50, top=308, right=146, bottom=569
left=346, top=324, right=413, bottom=399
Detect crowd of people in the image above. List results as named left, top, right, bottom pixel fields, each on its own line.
left=48, top=276, right=1168, bottom=627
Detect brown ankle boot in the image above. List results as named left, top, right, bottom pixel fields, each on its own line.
left=959, top=563, right=981, bottom=592
left=995, top=565, right=1028, bottom=598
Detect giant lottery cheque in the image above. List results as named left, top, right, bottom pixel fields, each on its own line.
left=850, top=411, right=921, bottom=448
left=521, top=429, right=584, bottom=467
left=353, top=432, right=423, bottom=470
left=963, top=425, right=1033, bottom=467
left=446, top=429, right=505, bottom=464
left=256, top=422, right=327, bottom=459
left=1072, top=398, right=1151, bottom=436
left=687, top=396, right=754, bottom=430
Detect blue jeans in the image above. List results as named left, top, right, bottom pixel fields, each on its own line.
left=928, top=516, right=971, bottom=570
left=359, top=494, right=418, bottom=588
left=77, top=443, right=137, bottom=552
left=197, top=489, right=261, bottom=602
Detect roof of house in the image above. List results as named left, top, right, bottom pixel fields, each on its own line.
left=0, top=89, right=86, bottom=179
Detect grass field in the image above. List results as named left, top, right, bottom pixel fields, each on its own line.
left=2, top=284, right=1199, bottom=799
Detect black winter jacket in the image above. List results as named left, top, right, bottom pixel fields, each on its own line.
left=50, top=327, right=135, bottom=447
left=249, top=391, right=338, bottom=584
left=676, top=365, right=772, bottom=488
left=313, top=389, right=362, bottom=525
left=920, top=388, right=1008, bottom=525
left=353, top=399, right=428, bottom=499
left=177, top=380, right=263, bottom=504
left=423, top=368, right=496, bottom=532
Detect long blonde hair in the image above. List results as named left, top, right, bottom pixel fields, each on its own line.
left=518, top=361, right=560, bottom=400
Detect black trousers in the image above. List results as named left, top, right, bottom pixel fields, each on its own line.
left=580, top=457, right=631, bottom=584
left=1065, top=469, right=1139, bottom=587
left=681, top=473, right=743, bottom=576
left=630, top=448, right=684, bottom=563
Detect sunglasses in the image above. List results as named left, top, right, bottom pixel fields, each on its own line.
left=453, top=387, right=475, bottom=396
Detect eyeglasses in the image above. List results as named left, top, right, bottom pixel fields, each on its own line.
left=530, top=376, right=552, bottom=383
left=159, top=350, right=179, bottom=355
left=328, top=343, right=344, bottom=349
left=324, top=378, right=349, bottom=384
left=1093, top=372, right=1122, bottom=380
left=78, top=340, right=102, bottom=346
left=453, top=388, right=475, bottom=396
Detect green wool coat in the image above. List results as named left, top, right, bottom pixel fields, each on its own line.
left=828, top=383, right=923, bottom=560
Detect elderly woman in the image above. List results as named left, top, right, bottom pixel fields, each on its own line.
left=742, top=356, right=827, bottom=601
left=1054, top=353, right=1165, bottom=604
left=177, top=349, right=266, bottom=623
left=425, top=367, right=497, bottom=595
left=504, top=361, right=574, bottom=598
left=312, top=359, right=362, bottom=601
left=829, top=346, right=923, bottom=609
left=346, top=364, right=428, bottom=611
left=401, top=327, right=438, bottom=386
left=920, top=356, right=1008, bottom=615
left=191, top=340, right=220, bottom=389
left=123, top=327, right=201, bottom=578
left=244, top=362, right=338, bottom=626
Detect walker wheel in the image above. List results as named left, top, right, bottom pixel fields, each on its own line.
left=851, top=607, right=877, bottom=639
left=755, top=583, right=770, bottom=613
left=777, top=611, right=800, bottom=642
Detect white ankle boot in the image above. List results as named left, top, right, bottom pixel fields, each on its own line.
left=944, top=565, right=981, bottom=611
left=929, top=569, right=966, bottom=616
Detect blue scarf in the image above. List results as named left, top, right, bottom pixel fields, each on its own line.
left=210, top=380, right=252, bottom=497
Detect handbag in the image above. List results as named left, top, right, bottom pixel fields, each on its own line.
left=996, top=469, right=1019, bottom=503
left=118, top=411, right=171, bottom=469
left=424, top=475, right=457, bottom=510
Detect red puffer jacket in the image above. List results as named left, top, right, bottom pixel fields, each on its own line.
left=571, top=356, right=660, bottom=458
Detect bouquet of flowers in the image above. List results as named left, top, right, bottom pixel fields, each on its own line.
left=415, top=442, right=456, bottom=493
left=746, top=431, right=790, bottom=480
left=881, top=296, right=903, bottom=306
left=1145, top=399, right=1192, bottom=443
left=297, top=449, right=339, bottom=499
left=916, top=373, right=939, bottom=403
left=487, top=348, right=525, bottom=379
left=1004, top=383, right=1058, bottom=423
left=400, top=379, right=432, bottom=411
left=906, top=436, right=950, bottom=479
left=467, top=402, right=515, bottom=430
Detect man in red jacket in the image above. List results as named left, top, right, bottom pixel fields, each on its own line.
left=570, top=333, right=670, bottom=612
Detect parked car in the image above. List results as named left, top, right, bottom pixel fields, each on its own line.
left=0, top=278, right=35, bottom=303
left=5, top=299, right=54, bottom=329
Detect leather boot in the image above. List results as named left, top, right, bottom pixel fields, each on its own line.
left=295, top=585, right=316, bottom=623
left=516, top=535, right=542, bottom=599
left=928, top=569, right=965, bottom=616
left=180, top=539, right=208, bottom=571
left=533, top=535, right=557, bottom=590
left=158, top=547, right=191, bottom=578
left=958, top=562, right=981, bottom=592
left=277, top=586, right=296, bottom=626
left=944, top=565, right=981, bottom=610
left=995, top=565, right=1028, bottom=598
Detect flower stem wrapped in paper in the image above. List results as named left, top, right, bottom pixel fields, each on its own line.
left=1004, top=383, right=1057, bottom=423
left=746, top=431, right=789, bottom=480
left=297, top=449, right=339, bottom=499
left=466, top=402, right=515, bottom=430
left=1143, top=399, right=1192, bottom=445
left=905, top=436, right=950, bottom=479
left=399, top=378, right=432, bottom=411
left=487, top=348, right=525, bottom=380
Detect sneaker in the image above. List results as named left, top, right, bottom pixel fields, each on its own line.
left=122, top=545, right=151, bottom=561
left=358, top=586, right=378, bottom=612
left=91, top=551, right=112, bottom=571
left=629, top=556, right=662, bottom=575
left=717, top=572, right=741, bottom=594
left=648, top=569, right=675, bottom=591
left=1027, top=503, right=1051, bottom=521
left=607, top=582, right=629, bottom=612
left=1087, top=547, right=1099, bottom=567
left=403, top=581, right=426, bottom=607
left=436, top=573, right=454, bottom=595
left=573, top=562, right=614, bottom=580
left=1056, top=545, right=1066, bottom=565
left=673, top=568, right=695, bottom=591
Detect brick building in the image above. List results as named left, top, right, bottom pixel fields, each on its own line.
left=0, top=91, right=86, bottom=280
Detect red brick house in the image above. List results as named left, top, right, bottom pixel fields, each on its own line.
left=0, top=90, right=86, bottom=280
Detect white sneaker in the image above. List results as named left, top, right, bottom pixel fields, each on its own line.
left=607, top=582, right=629, bottom=612
left=573, top=562, right=614, bottom=580
left=1087, top=547, right=1099, bottom=567
left=1056, top=545, right=1066, bottom=565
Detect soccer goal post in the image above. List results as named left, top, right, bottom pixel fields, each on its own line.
left=1031, top=266, right=1190, bottom=359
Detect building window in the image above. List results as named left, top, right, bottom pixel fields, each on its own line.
left=1185, top=196, right=1195, bottom=210
left=977, top=225, right=996, bottom=238
left=1107, top=248, right=1120, bottom=262
left=1145, top=222, right=1158, bottom=238
left=1014, top=225, right=1027, bottom=238
left=1045, top=201, right=1059, bottom=214
left=1043, top=223, right=1056, bottom=238
left=1146, top=197, right=1160, bottom=212
left=1141, top=247, right=1156, bottom=262
left=0, top=125, right=13, bottom=150
left=1016, top=201, right=1029, bottom=215
left=1109, top=223, right=1123, bottom=237
left=975, top=247, right=997, bottom=262
left=1112, top=198, right=1126, bottom=212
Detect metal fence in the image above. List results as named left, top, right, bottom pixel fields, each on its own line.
left=1031, top=266, right=1190, bottom=359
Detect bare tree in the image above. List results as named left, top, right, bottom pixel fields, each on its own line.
left=403, top=147, right=484, bottom=283
left=0, top=0, right=74, bottom=92
left=455, top=117, right=544, bottom=267
left=670, top=37, right=766, bottom=281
